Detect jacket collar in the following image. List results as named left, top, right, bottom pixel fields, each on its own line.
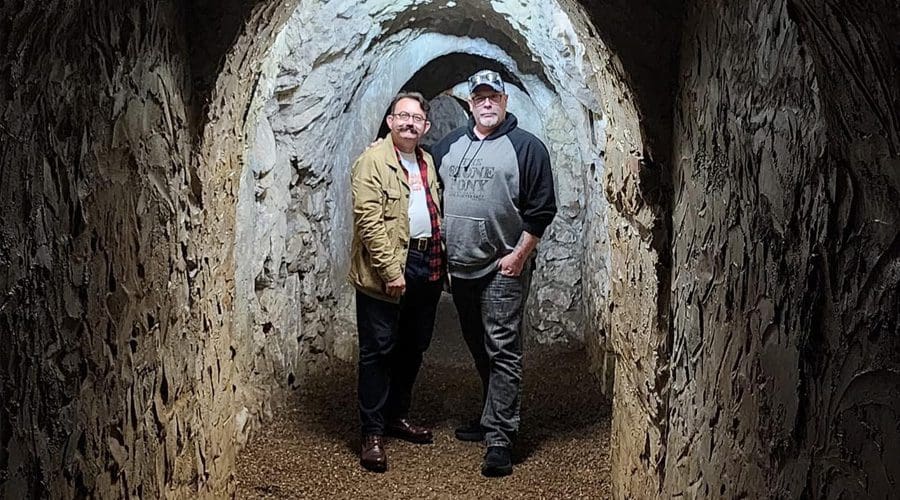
left=378, top=134, right=430, bottom=165
left=376, top=134, right=421, bottom=164
left=374, top=134, right=431, bottom=187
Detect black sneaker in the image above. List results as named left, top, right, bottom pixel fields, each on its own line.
left=454, top=420, right=486, bottom=442
left=481, top=446, right=513, bottom=477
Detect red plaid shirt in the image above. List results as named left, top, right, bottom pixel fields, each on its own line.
left=396, top=147, right=445, bottom=282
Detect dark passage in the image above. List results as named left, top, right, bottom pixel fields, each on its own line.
left=235, top=297, right=612, bottom=497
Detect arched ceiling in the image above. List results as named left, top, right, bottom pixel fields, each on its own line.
left=402, top=52, right=524, bottom=100
left=191, top=0, right=684, bottom=163
left=374, top=1, right=550, bottom=84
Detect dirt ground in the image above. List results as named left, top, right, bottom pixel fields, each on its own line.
left=235, top=296, right=612, bottom=499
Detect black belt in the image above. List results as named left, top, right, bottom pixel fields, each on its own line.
left=410, top=237, right=433, bottom=251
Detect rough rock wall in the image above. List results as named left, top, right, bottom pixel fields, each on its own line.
left=423, top=95, right=468, bottom=148
left=665, top=0, right=899, bottom=497
left=232, top=72, right=356, bottom=393
left=234, top=110, right=323, bottom=395
left=0, top=2, right=208, bottom=497
left=581, top=152, right=613, bottom=389
left=788, top=1, right=900, bottom=495
left=0, top=0, right=302, bottom=497
left=564, top=1, right=674, bottom=495
left=188, top=0, right=299, bottom=495
left=565, top=0, right=683, bottom=407
left=604, top=135, right=671, bottom=499
left=531, top=105, right=588, bottom=343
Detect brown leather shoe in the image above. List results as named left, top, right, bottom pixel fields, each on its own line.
left=386, top=419, right=433, bottom=444
left=360, top=434, right=387, bottom=472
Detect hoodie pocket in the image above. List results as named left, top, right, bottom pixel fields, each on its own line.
left=445, top=214, right=497, bottom=267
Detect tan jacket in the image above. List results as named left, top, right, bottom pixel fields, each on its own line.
left=348, top=135, right=442, bottom=303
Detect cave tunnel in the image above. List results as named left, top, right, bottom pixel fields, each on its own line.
left=0, top=0, right=898, bottom=498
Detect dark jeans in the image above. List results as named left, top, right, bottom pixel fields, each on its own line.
left=452, top=263, right=531, bottom=448
left=357, top=248, right=442, bottom=436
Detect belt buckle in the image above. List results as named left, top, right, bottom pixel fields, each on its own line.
left=416, top=238, right=428, bottom=251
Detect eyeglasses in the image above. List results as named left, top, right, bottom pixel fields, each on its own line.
left=391, top=112, right=427, bottom=123
left=471, top=93, right=504, bottom=106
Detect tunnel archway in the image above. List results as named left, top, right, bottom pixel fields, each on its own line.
left=200, top=0, right=664, bottom=495
left=374, top=52, right=526, bottom=141
left=395, top=52, right=527, bottom=100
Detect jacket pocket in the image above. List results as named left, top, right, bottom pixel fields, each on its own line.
left=383, top=188, right=402, bottom=220
left=445, top=214, right=497, bottom=266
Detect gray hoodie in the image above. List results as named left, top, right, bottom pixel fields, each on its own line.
left=432, top=113, right=557, bottom=279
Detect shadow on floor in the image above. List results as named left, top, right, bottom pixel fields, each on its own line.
left=294, top=296, right=609, bottom=454
left=236, top=295, right=612, bottom=498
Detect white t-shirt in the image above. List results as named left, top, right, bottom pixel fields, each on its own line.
left=398, top=151, right=432, bottom=239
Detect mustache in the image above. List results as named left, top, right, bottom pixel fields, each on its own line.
left=399, top=124, right=419, bottom=133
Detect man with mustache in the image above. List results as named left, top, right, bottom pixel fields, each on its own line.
left=348, top=91, right=445, bottom=473
left=431, top=70, right=557, bottom=477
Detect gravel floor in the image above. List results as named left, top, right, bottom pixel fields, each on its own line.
left=235, top=296, right=612, bottom=498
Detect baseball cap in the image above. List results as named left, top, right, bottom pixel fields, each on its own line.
left=468, top=70, right=505, bottom=95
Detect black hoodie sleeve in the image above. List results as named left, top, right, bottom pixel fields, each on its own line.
left=510, top=128, right=557, bottom=238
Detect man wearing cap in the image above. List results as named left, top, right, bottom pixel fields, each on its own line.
left=431, top=70, right=557, bottom=477
left=348, top=91, right=445, bottom=473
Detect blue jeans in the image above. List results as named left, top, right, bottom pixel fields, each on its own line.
left=356, top=248, right=442, bottom=435
left=452, top=264, right=531, bottom=448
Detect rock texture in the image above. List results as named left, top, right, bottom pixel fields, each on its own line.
left=1, top=0, right=897, bottom=499
left=0, top=0, right=299, bottom=497
left=664, top=1, right=900, bottom=497
left=422, top=95, right=469, bottom=148
left=562, top=0, right=674, bottom=493
left=0, top=3, right=205, bottom=497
